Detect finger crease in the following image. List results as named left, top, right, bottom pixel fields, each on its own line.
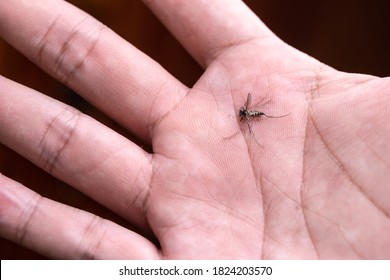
left=16, top=194, right=42, bottom=246
left=35, top=14, right=105, bottom=86
left=38, top=106, right=82, bottom=174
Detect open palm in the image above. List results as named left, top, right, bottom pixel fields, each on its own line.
left=1, top=0, right=389, bottom=259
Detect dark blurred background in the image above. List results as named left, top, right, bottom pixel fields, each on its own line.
left=1, top=0, right=389, bottom=259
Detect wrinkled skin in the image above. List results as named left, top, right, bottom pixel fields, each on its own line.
left=0, top=0, right=389, bottom=259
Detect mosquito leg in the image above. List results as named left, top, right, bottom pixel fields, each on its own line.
left=263, top=112, right=292, bottom=118
left=246, top=120, right=252, bottom=141
left=246, top=119, right=261, bottom=146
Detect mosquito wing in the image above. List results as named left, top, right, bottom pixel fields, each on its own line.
left=245, top=92, right=252, bottom=110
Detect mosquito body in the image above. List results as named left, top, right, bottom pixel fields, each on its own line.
left=239, top=107, right=276, bottom=121
left=239, top=93, right=290, bottom=142
left=239, top=93, right=289, bottom=122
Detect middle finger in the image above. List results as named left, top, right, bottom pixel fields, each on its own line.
left=0, top=0, right=187, bottom=142
left=0, top=75, right=153, bottom=230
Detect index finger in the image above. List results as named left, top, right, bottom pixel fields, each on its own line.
left=0, top=0, right=187, bottom=142
left=143, top=0, right=278, bottom=67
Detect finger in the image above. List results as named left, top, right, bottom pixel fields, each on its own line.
left=0, top=0, right=187, bottom=141
left=0, top=75, right=151, bottom=229
left=0, top=174, right=159, bottom=259
left=143, top=0, right=278, bottom=67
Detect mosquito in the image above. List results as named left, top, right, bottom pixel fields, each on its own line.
left=239, top=93, right=290, bottom=143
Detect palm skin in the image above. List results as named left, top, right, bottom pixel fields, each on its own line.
left=0, top=0, right=389, bottom=259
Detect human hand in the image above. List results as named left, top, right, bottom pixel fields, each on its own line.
left=1, top=0, right=389, bottom=259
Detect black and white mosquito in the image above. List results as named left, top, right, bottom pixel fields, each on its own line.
left=239, top=93, right=290, bottom=143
